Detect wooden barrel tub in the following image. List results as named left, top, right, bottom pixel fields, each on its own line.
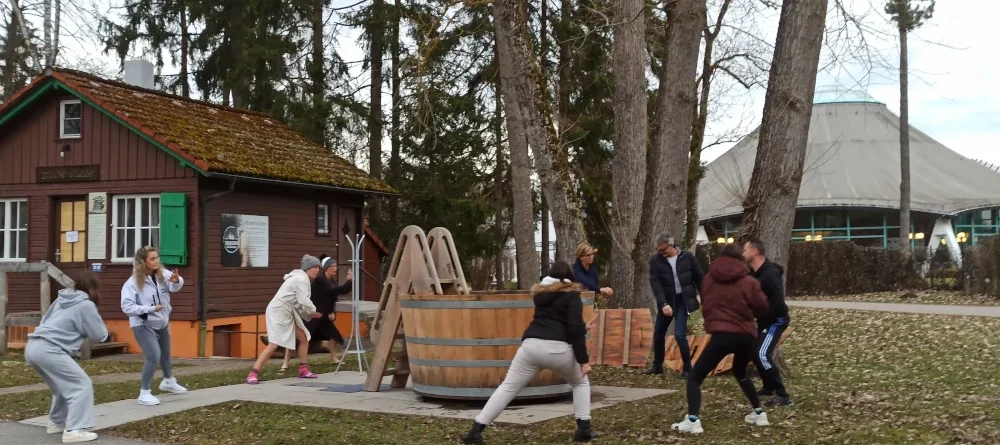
left=400, top=290, right=596, bottom=400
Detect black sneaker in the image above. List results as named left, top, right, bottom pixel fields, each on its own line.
left=766, top=395, right=792, bottom=407
left=461, top=422, right=486, bottom=444
left=678, top=370, right=690, bottom=380
left=757, top=387, right=776, bottom=397
left=573, top=418, right=595, bottom=442
left=643, top=368, right=663, bottom=376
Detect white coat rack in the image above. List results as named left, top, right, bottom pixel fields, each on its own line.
left=335, top=232, right=370, bottom=375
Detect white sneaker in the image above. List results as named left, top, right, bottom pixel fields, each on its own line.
left=745, top=410, right=770, bottom=426
left=671, top=415, right=704, bottom=434
left=159, top=377, right=188, bottom=394
left=61, top=429, right=98, bottom=443
left=47, top=422, right=64, bottom=434
left=137, top=389, right=160, bottom=406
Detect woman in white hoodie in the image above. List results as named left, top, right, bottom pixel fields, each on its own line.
left=25, top=272, right=108, bottom=443
left=120, top=246, right=187, bottom=406
left=246, top=254, right=324, bottom=384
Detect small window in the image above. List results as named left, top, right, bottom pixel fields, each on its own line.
left=112, top=195, right=160, bottom=262
left=317, top=203, right=330, bottom=235
left=60, top=100, right=82, bottom=139
left=0, top=199, right=28, bottom=262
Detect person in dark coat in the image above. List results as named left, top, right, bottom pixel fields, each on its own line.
left=644, top=234, right=705, bottom=379
left=280, top=254, right=352, bottom=370
left=742, top=238, right=792, bottom=406
left=572, top=242, right=613, bottom=300
left=671, top=244, right=771, bottom=434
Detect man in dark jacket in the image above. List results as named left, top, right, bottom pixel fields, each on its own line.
left=644, top=234, right=705, bottom=378
left=742, top=239, right=792, bottom=406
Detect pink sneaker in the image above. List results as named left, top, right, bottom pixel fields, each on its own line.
left=246, top=373, right=259, bottom=385
left=298, top=368, right=318, bottom=379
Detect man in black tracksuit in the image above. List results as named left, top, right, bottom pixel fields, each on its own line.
left=742, top=238, right=792, bottom=406
left=644, top=234, right=704, bottom=379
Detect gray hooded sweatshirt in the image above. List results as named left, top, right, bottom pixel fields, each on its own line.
left=28, top=289, right=109, bottom=354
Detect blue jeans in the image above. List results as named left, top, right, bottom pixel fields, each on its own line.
left=651, top=295, right=692, bottom=372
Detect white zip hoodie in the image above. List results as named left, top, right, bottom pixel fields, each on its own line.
left=121, top=269, right=184, bottom=330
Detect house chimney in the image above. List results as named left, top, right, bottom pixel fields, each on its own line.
left=123, top=60, right=155, bottom=89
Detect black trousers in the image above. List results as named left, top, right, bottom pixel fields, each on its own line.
left=686, top=332, right=761, bottom=417
left=752, top=317, right=789, bottom=397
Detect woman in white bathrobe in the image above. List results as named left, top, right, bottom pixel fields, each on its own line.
left=246, top=255, right=324, bottom=384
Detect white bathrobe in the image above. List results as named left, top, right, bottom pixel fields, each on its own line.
left=265, top=269, right=317, bottom=350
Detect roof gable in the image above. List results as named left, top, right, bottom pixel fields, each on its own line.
left=0, top=68, right=394, bottom=194
left=699, top=101, right=1000, bottom=220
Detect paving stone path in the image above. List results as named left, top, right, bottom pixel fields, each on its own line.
left=787, top=300, right=1000, bottom=317
left=0, top=421, right=162, bottom=445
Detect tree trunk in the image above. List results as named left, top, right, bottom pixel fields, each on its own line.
left=608, top=0, right=647, bottom=308
left=43, top=0, right=51, bottom=67
left=180, top=1, right=190, bottom=98
left=493, top=64, right=505, bottom=289
left=309, top=0, right=325, bottom=145
left=898, top=25, right=911, bottom=252
left=630, top=0, right=705, bottom=311
left=683, top=0, right=731, bottom=252
left=52, top=0, right=60, bottom=65
left=369, top=0, right=385, bottom=225
left=539, top=0, right=550, bottom=277
left=10, top=0, right=40, bottom=73
left=494, top=0, right=585, bottom=263
left=736, top=0, right=828, bottom=269
left=494, top=17, right=540, bottom=290
left=389, top=0, right=402, bottom=228
left=541, top=197, right=550, bottom=274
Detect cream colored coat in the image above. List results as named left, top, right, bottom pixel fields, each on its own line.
left=265, top=269, right=317, bottom=350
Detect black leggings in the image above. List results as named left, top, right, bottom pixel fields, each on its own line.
left=686, top=332, right=762, bottom=417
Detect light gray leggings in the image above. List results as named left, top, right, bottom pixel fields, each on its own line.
left=24, top=339, right=95, bottom=431
left=132, top=325, right=173, bottom=390
left=476, top=338, right=591, bottom=425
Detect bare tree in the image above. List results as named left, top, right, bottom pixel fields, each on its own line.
left=886, top=0, right=934, bottom=252
left=630, top=0, right=706, bottom=309
left=494, top=0, right=586, bottom=263
left=736, top=0, right=829, bottom=268
left=493, top=11, right=540, bottom=289
left=607, top=0, right=647, bottom=307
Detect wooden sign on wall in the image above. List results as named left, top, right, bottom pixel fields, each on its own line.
left=37, top=165, right=100, bottom=183
left=587, top=309, right=654, bottom=368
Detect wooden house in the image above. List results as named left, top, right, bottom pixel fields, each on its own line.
left=0, top=61, right=393, bottom=358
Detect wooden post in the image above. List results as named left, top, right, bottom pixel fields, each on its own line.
left=80, top=338, right=92, bottom=360
left=40, top=270, right=51, bottom=316
left=0, top=271, right=8, bottom=355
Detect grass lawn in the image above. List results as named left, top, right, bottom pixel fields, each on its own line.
left=0, top=352, right=188, bottom=389
left=790, top=290, right=1000, bottom=306
left=0, top=357, right=357, bottom=421
left=91, top=307, right=1000, bottom=445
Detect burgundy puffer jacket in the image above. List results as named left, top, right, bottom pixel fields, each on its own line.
left=700, top=256, right=770, bottom=337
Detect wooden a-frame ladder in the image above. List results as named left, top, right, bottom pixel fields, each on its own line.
left=364, top=226, right=469, bottom=392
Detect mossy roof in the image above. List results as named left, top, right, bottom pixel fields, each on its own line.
left=10, top=68, right=394, bottom=194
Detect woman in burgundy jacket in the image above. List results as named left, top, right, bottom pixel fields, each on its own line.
left=671, top=244, right=771, bottom=435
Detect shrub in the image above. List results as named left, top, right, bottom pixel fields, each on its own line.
left=961, top=238, right=1000, bottom=298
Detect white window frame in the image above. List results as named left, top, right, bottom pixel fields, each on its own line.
left=317, top=203, right=330, bottom=235
left=111, top=194, right=161, bottom=263
left=59, top=99, right=82, bottom=139
left=0, top=199, right=28, bottom=262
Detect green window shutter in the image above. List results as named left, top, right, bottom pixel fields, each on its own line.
left=159, top=192, right=188, bottom=266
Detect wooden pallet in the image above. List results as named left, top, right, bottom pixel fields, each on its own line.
left=587, top=309, right=654, bottom=368
left=364, top=226, right=469, bottom=392
left=664, top=328, right=794, bottom=376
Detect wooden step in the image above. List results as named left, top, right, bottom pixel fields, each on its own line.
left=89, top=341, right=128, bottom=352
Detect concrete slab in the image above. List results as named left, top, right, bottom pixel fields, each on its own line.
left=0, top=421, right=162, bottom=445
left=21, top=371, right=673, bottom=431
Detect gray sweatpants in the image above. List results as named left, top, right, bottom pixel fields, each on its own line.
left=24, top=339, right=95, bottom=431
left=132, top=325, right=173, bottom=390
left=475, top=338, right=591, bottom=425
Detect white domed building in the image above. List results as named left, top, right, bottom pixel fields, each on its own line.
left=696, top=90, right=1000, bottom=265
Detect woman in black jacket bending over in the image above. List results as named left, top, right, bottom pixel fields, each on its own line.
left=461, top=261, right=595, bottom=444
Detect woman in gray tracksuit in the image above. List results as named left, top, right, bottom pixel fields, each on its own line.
left=120, top=246, right=187, bottom=407
left=25, top=272, right=108, bottom=443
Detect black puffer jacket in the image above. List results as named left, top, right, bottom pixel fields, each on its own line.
left=649, top=249, right=704, bottom=312
left=521, top=281, right=589, bottom=364
left=751, top=259, right=790, bottom=329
